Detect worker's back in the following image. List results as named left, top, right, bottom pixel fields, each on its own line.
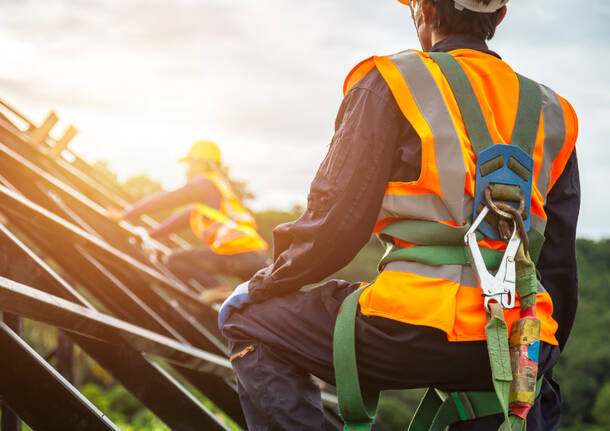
left=345, top=47, right=577, bottom=345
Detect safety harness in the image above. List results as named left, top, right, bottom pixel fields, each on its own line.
left=333, top=52, right=543, bottom=431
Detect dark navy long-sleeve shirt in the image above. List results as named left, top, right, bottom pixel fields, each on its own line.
left=122, top=174, right=221, bottom=239
left=248, top=35, right=580, bottom=350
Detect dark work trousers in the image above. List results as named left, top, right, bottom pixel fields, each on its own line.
left=167, top=247, right=269, bottom=289
left=221, top=279, right=562, bottom=431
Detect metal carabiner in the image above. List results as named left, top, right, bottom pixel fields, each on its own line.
left=465, top=206, right=520, bottom=311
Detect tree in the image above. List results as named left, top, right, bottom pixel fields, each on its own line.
left=122, top=175, right=163, bottom=202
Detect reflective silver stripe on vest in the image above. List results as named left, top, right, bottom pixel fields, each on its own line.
left=537, top=280, right=548, bottom=294
left=384, top=50, right=467, bottom=223
left=537, top=84, right=567, bottom=203
left=385, top=260, right=548, bottom=296
left=531, top=213, right=547, bottom=234
left=384, top=261, right=478, bottom=288
left=379, top=193, right=454, bottom=222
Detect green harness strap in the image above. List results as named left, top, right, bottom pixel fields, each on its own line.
left=408, top=378, right=543, bottom=431
left=485, top=302, right=514, bottom=428
left=512, top=74, right=543, bottom=156
left=333, top=286, right=379, bottom=430
left=428, top=52, right=542, bottom=157
left=379, top=220, right=545, bottom=268
left=380, top=219, right=483, bottom=246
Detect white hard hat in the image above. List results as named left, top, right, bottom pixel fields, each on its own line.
left=453, top=0, right=509, bottom=13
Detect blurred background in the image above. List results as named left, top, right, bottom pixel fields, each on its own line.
left=0, top=1, right=608, bottom=430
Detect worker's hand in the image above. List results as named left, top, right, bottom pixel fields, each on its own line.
left=218, top=281, right=251, bottom=329
left=106, top=207, right=124, bottom=222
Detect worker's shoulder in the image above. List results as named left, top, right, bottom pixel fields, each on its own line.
left=343, top=50, right=422, bottom=98
left=187, top=174, right=213, bottom=186
left=344, top=60, right=394, bottom=104
left=185, top=174, right=219, bottom=193
left=533, top=79, right=579, bottom=137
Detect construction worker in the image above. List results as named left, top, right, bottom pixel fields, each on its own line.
left=219, top=1, right=579, bottom=430
left=114, top=140, right=269, bottom=301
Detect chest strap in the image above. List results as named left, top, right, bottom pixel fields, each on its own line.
left=377, top=219, right=545, bottom=270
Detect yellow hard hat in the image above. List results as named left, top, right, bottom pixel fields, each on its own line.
left=179, top=140, right=222, bottom=165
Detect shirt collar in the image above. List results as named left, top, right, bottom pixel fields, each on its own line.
left=429, top=34, right=501, bottom=59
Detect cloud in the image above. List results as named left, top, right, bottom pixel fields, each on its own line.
left=0, top=0, right=606, bottom=237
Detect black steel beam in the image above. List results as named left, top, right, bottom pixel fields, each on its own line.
left=0, top=118, right=342, bottom=429
left=0, top=322, right=120, bottom=431
left=71, top=334, right=232, bottom=431
left=57, top=330, right=74, bottom=382
left=0, top=183, right=226, bottom=346
left=0, top=121, right=122, bottom=209
left=0, top=139, right=227, bottom=342
left=0, top=224, right=94, bottom=308
left=1, top=313, right=22, bottom=431
left=0, top=183, right=207, bottom=312
left=1, top=404, right=21, bottom=431
left=81, top=245, right=227, bottom=354
left=0, top=275, right=232, bottom=377
left=0, top=132, right=191, bottom=257
left=0, top=226, right=247, bottom=428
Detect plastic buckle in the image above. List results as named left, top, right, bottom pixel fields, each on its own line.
left=473, top=144, right=534, bottom=240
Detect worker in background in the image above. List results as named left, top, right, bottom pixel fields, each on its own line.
left=218, top=1, right=579, bottom=430
left=112, top=140, right=269, bottom=302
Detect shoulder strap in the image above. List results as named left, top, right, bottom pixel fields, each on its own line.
left=427, top=52, right=494, bottom=156
left=428, top=52, right=542, bottom=157
left=511, top=74, right=542, bottom=156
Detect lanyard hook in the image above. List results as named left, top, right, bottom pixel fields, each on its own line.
left=465, top=205, right=521, bottom=312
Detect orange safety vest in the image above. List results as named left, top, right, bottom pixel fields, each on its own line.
left=344, top=49, right=578, bottom=344
left=189, top=172, right=269, bottom=255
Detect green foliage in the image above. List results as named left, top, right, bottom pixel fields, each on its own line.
left=330, top=237, right=384, bottom=284
left=555, top=239, right=610, bottom=429
left=253, top=207, right=302, bottom=244
left=90, top=160, right=120, bottom=186
left=592, top=382, right=610, bottom=426
left=377, top=389, right=426, bottom=430
left=253, top=207, right=303, bottom=258
left=81, top=383, right=170, bottom=430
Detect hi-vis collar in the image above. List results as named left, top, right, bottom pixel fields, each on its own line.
left=398, top=0, right=509, bottom=13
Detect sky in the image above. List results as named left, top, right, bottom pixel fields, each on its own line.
left=0, top=0, right=608, bottom=238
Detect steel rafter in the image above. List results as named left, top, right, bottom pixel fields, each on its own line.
left=0, top=102, right=342, bottom=430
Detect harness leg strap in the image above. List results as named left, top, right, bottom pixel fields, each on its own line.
left=333, top=286, right=380, bottom=430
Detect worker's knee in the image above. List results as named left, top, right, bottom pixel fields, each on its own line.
left=229, top=341, right=324, bottom=430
